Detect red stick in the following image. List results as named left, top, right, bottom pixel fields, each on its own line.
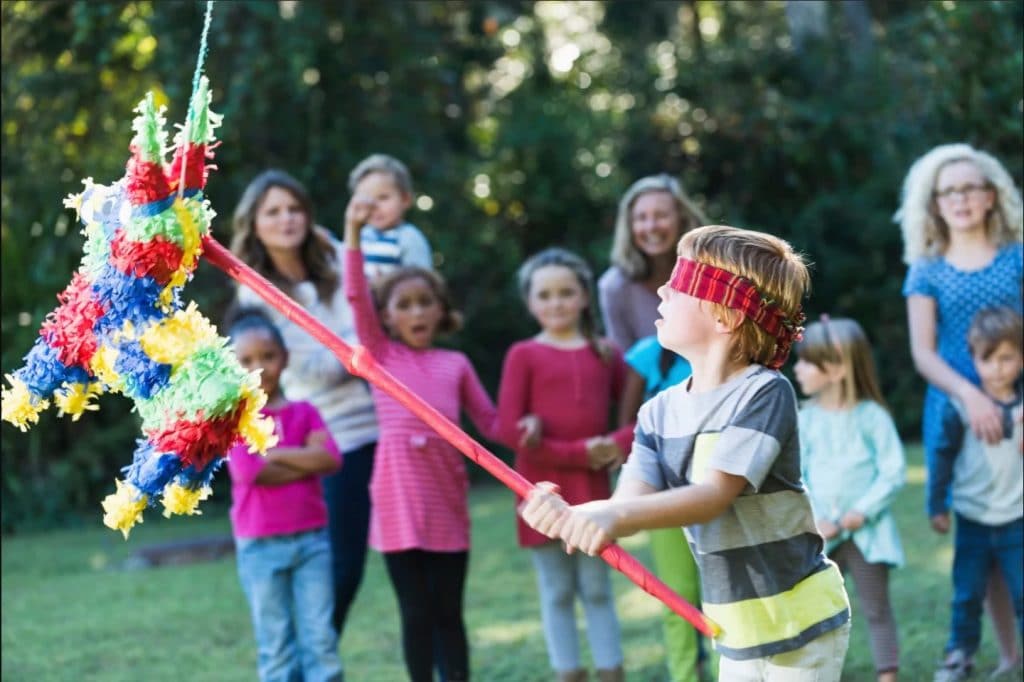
left=202, top=235, right=721, bottom=638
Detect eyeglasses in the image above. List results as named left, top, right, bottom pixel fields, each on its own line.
left=933, top=183, right=990, bottom=200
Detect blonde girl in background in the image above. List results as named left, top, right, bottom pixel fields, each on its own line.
left=897, top=143, right=1023, bottom=676
left=794, top=316, right=905, bottom=682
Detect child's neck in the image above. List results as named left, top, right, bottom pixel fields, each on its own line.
left=981, top=381, right=1018, bottom=404
left=535, top=328, right=587, bottom=349
left=685, top=344, right=749, bottom=393
left=265, top=390, right=288, bottom=409
left=945, top=228, right=995, bottom=269
left=813, top=383, right=849, bottom=411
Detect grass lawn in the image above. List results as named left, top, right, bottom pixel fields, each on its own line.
left=0, top=445, right=1011, bottom=681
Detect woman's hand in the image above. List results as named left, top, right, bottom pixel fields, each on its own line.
left=960, top=385, right=1005, bottom=445
left=930, top=513, right=950, bottom=534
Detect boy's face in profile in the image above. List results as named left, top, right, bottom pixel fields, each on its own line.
left=973, top=340, right=1024, bottom=398
left=352, top=171, right=411, bottom=231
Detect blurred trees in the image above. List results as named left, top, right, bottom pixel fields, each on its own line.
left=2, top=0, right=1021, bottom=530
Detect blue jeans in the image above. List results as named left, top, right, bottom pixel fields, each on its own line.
left=530, top=541, right=624, bottom=672
left=948, top=514, right=1024, bottom=656
left=236, top=528, right=344, bottom=682
left=323, top=440, right=376, bottom=638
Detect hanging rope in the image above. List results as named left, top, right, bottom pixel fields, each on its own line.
left=178, top=0, right=214, bottom=199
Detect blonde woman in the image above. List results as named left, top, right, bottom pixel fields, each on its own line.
left=598, top=174, right=707, bottom=351
left=896, top=144, right=1023, bottom=678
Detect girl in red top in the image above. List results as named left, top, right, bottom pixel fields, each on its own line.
left=497, top=247, right=633, bottom=682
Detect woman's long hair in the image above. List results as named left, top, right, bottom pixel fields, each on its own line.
left=230, top=169, right=339, bottom=303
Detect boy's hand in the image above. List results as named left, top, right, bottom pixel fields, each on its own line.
left=517, top=414, right=542, bottom=449
left=519, top=482, right=569, bottom=538
left=559, top=499, right=619, bottom=556
left=839, top=511, right=865, bottom=532
left=930, top=513, right=950, bottom=534
left=815, top=518, right=840, bottom=540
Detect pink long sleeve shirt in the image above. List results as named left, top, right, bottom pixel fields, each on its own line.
left=497, top=339, right=634, bottom=548
left=344, top=248, right=498, bottom=553
left=227, top=400, right=342, bottom=539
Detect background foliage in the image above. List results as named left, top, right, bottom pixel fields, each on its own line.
left=2, top=0, right=1022, bottom=531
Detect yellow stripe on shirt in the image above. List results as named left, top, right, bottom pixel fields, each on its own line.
left=704, top=562, right=850, bottom=652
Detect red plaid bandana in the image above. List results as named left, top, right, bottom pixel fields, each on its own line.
left=668, top=258, right=805, bottom=369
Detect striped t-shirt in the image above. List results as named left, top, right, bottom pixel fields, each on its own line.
left=360, top=222, right=433, bottom=279
left=619, top=365, right=850, bottom=660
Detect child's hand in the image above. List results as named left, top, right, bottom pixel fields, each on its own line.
left=517, top=414, right=542, bottom=449
left=558, top=499, right=618, bottom=556
left=344, top=195, right=374, bottom=241
left=839, top=511, right=865, bottom=532
left=815, top=518, right=840, bottom=540
left=585, top=436, right=622, bottom=470
left=930, top=513, right=950, bottom=534
left=519, top=482, right=569, bottom=538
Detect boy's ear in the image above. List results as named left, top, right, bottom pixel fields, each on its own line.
left=714, top=308, right=744, bottom=334
left=401, top=191, right=413, bottom=210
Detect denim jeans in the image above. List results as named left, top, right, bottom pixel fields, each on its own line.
left=323, top=440, right=376, bottom=638
left=947, top=514, right=1024, bottom=656
left=530, top=541, right=624, bottom=672
left=236, top=528, right=344, bottom=682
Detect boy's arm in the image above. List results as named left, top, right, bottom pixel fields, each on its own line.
left=399, top=224, right=433, bottom=269
left=927, top=401, right=965, bottom=521
left=522, top=469, right=746, bottom=556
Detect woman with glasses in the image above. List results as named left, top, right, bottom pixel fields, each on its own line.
left=896, top=144, right=1023, bottom=679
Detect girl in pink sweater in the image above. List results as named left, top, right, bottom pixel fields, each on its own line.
left=343, top=197, right=498, bottom=682
left=498, top=247, right=633, bottom=682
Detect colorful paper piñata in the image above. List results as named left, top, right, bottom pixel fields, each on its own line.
left=1, top=78, right=277, bottom=538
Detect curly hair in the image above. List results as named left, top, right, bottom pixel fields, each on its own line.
left=894, top=143, right=1022, bottom=264
left=610, top=174, right=708, bottom=280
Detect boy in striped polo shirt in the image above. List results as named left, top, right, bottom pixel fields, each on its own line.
left=522, top=225, right=851, bottom=680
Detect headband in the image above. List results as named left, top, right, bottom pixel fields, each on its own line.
left=668, top=258, right=805, bottom=369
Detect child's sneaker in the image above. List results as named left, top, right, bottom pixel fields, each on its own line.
left=934, top=650, right=974, bottom=682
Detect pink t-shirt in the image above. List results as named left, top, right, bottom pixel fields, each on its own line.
left=345, top=248, right=498, bottom=552
left=227, top=400, right=341, bottom=539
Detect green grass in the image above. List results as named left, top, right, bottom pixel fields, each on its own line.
left=0, top=445, right=1010, bottom=681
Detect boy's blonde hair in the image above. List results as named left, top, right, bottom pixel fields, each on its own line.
left=611, top=174, right=707, bottom=280
left=678, top=225, right=810, bottom=368
left=348, top=153, right=414, bottom=196
left=796, top=316, right=888, bottom=409
left=968, top=306, right=1023, bottom=360
left=894, top=143, right=1023, bottom=264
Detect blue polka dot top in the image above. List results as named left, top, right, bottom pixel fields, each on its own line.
left=902, top=242, right=1023, bottom=384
